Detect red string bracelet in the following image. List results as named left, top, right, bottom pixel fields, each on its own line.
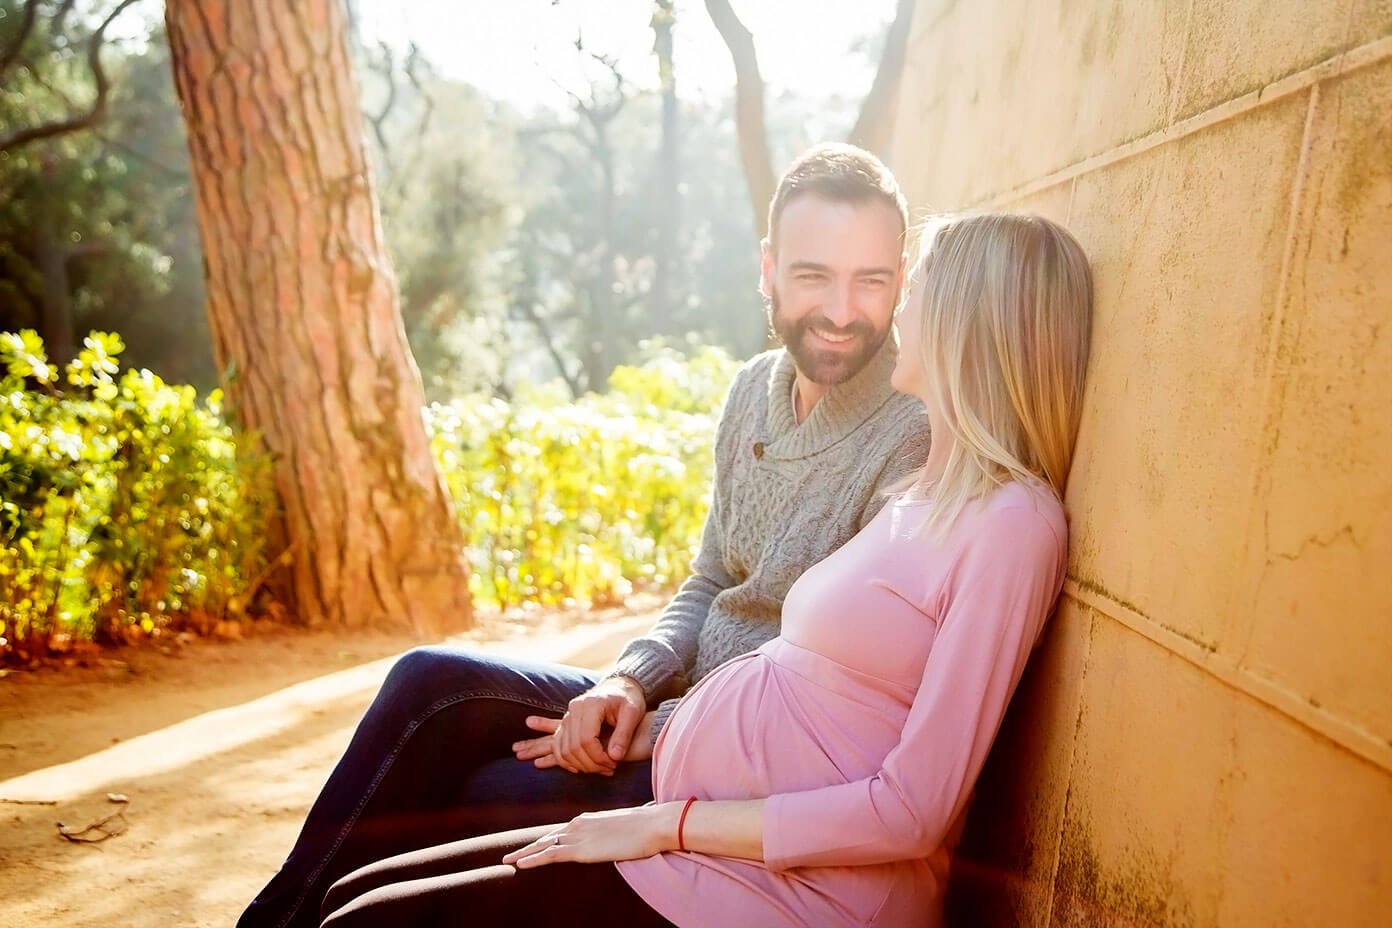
left=676, top=796, right=697, bottom=852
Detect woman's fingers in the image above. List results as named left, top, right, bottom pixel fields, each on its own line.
left=503, top=810, right=659, bottom=868
left=513, top=717, right=565, bottom=763
left=512, top=739, right=544, bottom=759
left=502, top=830, right=571, bottom=868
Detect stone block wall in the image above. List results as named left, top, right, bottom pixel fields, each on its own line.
left=889, top=2, right=1392, bottom=923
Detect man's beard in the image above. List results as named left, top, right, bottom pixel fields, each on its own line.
left=768, top=288, right=890, bottom=386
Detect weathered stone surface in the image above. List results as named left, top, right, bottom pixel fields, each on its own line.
left=1239, top=59, right=1392, bottom=740
left=894, top=3, right=1392, bottom=924
left=1064, top=91, right=1308, bottom=653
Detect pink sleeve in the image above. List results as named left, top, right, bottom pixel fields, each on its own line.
left=762, top=503, right=1066, bottom=870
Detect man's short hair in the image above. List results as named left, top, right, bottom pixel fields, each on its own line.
left=766, top=143, right=909, bottom=248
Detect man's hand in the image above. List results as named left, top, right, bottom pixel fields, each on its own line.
left=513, top=709, right=656, bottom=770
left=511, top=676, right=647, bottom=775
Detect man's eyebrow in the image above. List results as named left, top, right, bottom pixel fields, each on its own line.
left=786, top=261, right=897, bottom=277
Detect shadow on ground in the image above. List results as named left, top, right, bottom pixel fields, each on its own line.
left=0, top=612, right=653, bottom=928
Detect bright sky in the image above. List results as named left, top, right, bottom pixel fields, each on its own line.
left=354, top=0, right=898, bottom=111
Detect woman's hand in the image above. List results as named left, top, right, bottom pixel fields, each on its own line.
left=502, top=805, right=679, bottom=869
left=513, top=709, right=656, bottom=770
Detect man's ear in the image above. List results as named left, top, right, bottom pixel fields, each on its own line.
left=759, top=238, right=775, bottom=299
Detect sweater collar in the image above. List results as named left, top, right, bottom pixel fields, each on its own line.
left=764, top=335, right=900, bottom=459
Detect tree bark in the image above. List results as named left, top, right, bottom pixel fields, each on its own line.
left=703, top=0, right=775, bottom=239
left=164, top=0, right=471, bottom=634
left=847, top=0, right=916, bottom=157
left=704, top=0, right=916, bottom=236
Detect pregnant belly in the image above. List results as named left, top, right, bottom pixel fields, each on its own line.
left=652, top=649, right=909, bottom=803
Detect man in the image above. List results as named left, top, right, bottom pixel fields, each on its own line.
left=240, top=143, right=930, bottom=928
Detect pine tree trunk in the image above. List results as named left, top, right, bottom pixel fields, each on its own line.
left=164, top=0, right=471, bottom=634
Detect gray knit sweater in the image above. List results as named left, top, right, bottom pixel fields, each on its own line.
left=611, top=337, right=931, bottom=735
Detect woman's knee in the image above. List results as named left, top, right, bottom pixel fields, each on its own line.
left=321, top=862, right=388, bottom=924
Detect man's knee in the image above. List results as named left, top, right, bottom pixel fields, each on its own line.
left=380, top=646, right=490, bottom=702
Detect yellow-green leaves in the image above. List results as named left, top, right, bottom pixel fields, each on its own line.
left=0, top=330, right=277, bottom=661
left=1, top=332, right=738, bottom=662
left=1, top=330, right=58, bottom=384
left=428, top=344, right=737, bottom=610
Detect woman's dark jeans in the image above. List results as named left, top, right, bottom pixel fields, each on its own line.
left=237, top=646, right=655, bottom=928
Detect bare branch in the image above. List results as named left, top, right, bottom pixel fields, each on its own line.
left=0, top=0, right=144, bottom=154
left=0, top=0, right=40, bottom=82
left=703, top=0, right=774, bottom=238
left=366, top=40, right=396, bottom=157
left=511, top=297, right=583, bottom=398
left=402, top=42, right=434, bottom=141
left=52, top=0, right=77, bottom=43
left=847, top=0, right=915, bottom=158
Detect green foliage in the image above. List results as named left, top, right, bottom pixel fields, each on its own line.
left=428, top=342, right=738, bottom=609
left=0, top=330, right=277, bottom=660
left=1, top=331, right=736, bottom=658
left=0, top=10, right=213, bottom=386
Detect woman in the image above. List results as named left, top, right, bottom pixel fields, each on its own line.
left=319, top=212, right=1093, bottom=928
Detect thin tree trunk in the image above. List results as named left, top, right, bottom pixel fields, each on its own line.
left=651, top=0, right=680, bottom=334
left=165, top=0, right=471, bottom=634
left=703, top=0, right=775, bottom=239
left=847, top=0, right=916, bottom=157
left=705, top=0, right=915, bottom=236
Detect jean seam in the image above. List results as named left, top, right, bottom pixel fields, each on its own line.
left=276, top=690, right=569, bottom=928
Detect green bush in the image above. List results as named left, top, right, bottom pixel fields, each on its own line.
left=1, top=333, right=736, bottom=659
left=429, top=342, right=736, bottom=609
left=0, top=331, right=277, bottom=659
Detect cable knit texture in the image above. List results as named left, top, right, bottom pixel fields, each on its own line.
left=610, top=337, right=931, bottom=735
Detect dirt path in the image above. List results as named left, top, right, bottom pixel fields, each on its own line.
left=0, top=601, right=659, bottom=928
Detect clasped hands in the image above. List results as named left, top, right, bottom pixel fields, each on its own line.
left=503, top=676, right=669, bottom=869
left=511, top=674, right=655, bottom=776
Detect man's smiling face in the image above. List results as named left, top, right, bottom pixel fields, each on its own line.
left=762, top=193, right=905, bottom=386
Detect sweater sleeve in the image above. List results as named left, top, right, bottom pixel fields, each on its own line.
left=762, top=504, right=1065, bottom=870
left=609, top=496, right=735, bottom=703
left=607, top=365, right=748, bottom=705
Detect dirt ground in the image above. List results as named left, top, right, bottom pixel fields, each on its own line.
left=0, top=599, right=660, bottom=928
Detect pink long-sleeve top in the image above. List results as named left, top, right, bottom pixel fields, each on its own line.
left=615, top=480, right=1067, bottom=928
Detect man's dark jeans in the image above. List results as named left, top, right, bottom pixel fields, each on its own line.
left=237, top=646, right=655, bottom=928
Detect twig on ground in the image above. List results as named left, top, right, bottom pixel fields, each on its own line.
left=56, top=809, right=128, bottom=842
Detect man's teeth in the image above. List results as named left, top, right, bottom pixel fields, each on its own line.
left=813, top=329, right=854, bottom=344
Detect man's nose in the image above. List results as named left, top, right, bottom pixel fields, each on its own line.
left=822, top=284, right=855, bottom=327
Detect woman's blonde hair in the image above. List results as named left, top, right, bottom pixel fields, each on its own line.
left=902, top=212, right=1093, bottom=531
